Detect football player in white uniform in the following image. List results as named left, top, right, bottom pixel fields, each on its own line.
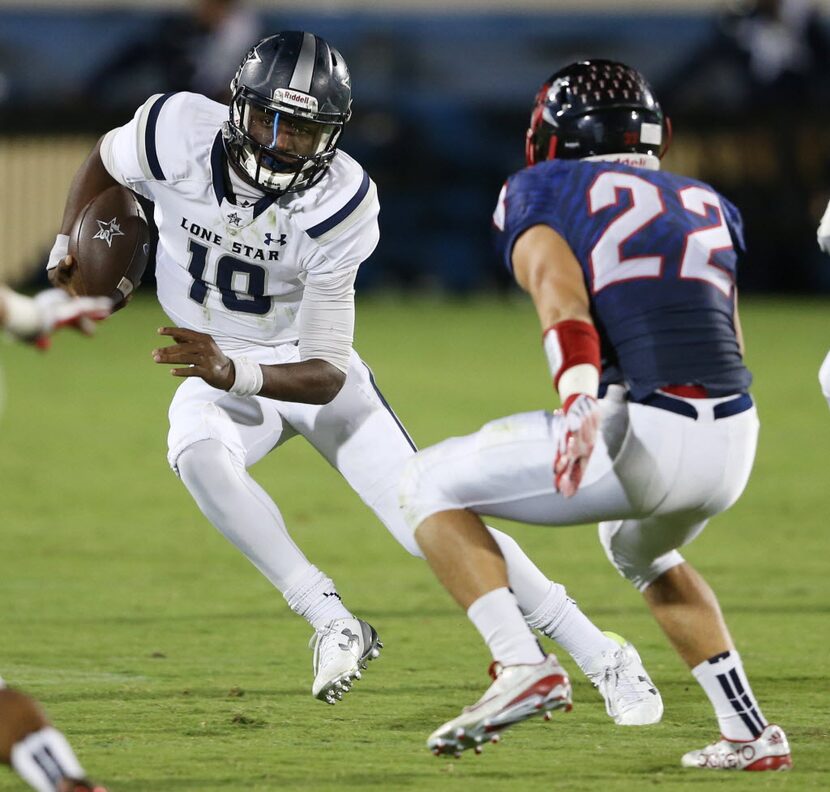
left=47, top=32, right=661, bottom=714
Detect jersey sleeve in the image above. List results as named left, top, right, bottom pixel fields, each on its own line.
left=721, top=193, right=746, bottom=257
left=99, top=92, right=203, bottom=201
left=298, top=162, right=380, bottom=276
left=492, top=166, right=570, bottom=275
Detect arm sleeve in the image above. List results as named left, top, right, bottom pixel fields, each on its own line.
left=297, top=268, right=357, bottom=374
left=722, top=194, right=746, bottom=257
left=493, top=167, right=567, bottom=276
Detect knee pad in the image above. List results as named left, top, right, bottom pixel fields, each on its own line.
left=168, top=401, right=247, bottom=475
left=177, top=439, right=242, bottom=508
left=599, top=520, right=686, bottom=593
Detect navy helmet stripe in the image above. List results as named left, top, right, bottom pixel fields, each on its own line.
left=289, top=32, right=317, bottom=93
left=145, top=92, right=175, bottom=181
left=364, top=364, right=417, bottom=452
left=307, top=170, right=370, bottom=239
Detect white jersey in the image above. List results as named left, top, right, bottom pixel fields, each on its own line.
left=100, top=91, right=379, bottom=350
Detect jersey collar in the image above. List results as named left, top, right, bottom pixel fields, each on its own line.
left=210, top=132, right=277, bottom=221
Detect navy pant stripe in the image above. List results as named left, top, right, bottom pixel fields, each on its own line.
left=363, top=365, right=417, bottom=452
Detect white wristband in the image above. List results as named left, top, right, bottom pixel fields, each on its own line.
left=46, top=234, right=70, bottom=271
left=557, top=363, right=600, bottom=404
left=229, top=357, right=263, bottom=396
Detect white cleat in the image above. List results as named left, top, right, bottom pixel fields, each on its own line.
left=586, top=631, right=663, bottom=726
left=681, top=724, right=792, bottom=771
left=427, top=654, right=572, bottom=757
left=310, top=618, right=382, bottom=705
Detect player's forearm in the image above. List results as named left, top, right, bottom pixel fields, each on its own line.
left=59, top=137, right=119, bottom=234
left=258, top=359, right=346, bottom=404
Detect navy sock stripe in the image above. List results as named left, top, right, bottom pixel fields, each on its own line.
left=716, top=672, right=763, bottom=737
left=727, top=668, right=766, bottom=732
left=42, top=744, right=69, bottom=781
left=707, top=650, right=731, bottom=664
left=31, top=747, right=62, bottom=785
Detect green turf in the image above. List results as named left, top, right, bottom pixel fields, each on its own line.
left=0, top=294, right=827, bottom=790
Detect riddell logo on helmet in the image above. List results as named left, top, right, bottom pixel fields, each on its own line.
left=272, top=89, right=319, bottom=113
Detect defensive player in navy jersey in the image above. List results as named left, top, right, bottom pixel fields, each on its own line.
left=401, top=60, right=791, bottom=769
left=46, top=36, right=662, bottom=721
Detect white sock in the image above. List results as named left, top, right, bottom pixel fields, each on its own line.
left=467, top=587, right=546, bottom=666
left=283, top=565, right=353, bottom=630
left=524, top=583, right=618, bottom=673
left=11, top=727, right=85, bottom=792
left=692, top=650, right=767, bottom=740
left=177, top=440, right=312, bottom=590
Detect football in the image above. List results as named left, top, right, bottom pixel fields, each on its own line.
left=68, top=185, right=150, bottom=305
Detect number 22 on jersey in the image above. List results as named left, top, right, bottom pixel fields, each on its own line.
left=588, top=171, right=734, bottom=297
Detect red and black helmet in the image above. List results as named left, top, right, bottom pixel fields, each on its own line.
left=525, top=59, right=669, bottom=166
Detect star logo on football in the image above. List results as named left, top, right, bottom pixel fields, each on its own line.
left=92, top=217, right=125, bottom=248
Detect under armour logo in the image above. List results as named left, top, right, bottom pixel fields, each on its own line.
left=264, top=233, right=287, bottom=247
left=338, top=628, right=359, bottom=652
left=227, top=212, right=242, bottom=226
left=92, top=217, right=125, bottom=248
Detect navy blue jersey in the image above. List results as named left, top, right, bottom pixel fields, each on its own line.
left=493, top=159, right=752, bottom=399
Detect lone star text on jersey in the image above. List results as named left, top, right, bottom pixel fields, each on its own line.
left=180, top=216, right=283, bottom=261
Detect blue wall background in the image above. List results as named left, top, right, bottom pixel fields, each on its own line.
left=2, top=8, right=828, bottom=293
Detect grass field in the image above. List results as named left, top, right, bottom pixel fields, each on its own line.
left=0, top=294, right=828, bottom=791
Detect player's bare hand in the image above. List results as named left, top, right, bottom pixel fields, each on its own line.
left=47, top=255, right=79, bottom=295
left=153, top=327, right=235, bottom=390
left=554, top=394, right=601, bottom=497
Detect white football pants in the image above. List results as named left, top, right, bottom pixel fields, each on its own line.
left=167, top=345, right=560, bottom=611
left=400, top=385, right=759, bottom=591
